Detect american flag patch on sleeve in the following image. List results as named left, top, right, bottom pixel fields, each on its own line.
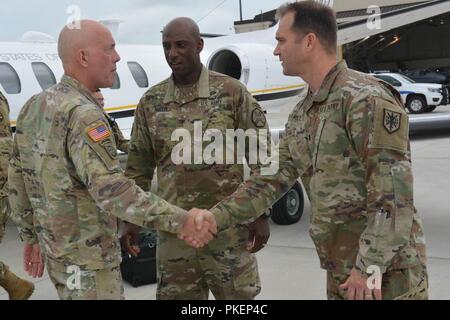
left=87, top=123, right=111, bottom=142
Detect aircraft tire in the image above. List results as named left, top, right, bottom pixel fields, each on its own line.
left=271, top=182, right=304, bottom=225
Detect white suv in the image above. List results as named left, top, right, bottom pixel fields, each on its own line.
left=370, top=72, right=448, bottom=113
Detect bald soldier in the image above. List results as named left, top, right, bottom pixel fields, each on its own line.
left=8, top=20, right=216, bottom=300
left=0, top=91, right=35, bottom=300
left=124, top=18, right=270, bottom=300
left=208, top=1, right=428, bottom=300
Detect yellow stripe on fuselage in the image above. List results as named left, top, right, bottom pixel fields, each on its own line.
left=10, top=84, right=305, bottom=126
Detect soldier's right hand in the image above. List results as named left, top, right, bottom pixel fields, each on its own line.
left=178, top=209, right=217, bottom=248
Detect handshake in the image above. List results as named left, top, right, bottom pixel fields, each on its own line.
left=177, top=208, right=218, bottom=248
left=121, top=208, right=217, bottom=256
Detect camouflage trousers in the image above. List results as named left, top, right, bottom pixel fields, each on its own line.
left=0, top=196, right=10, bottom=243
left=0, top=196, right=9, bottom=282
left=0, top=261, right=5, bottom=282
left=46, top=259, right=124, bottom=300
left=157, top=224, right=261, bottom=300
left=327, top=264, right=428, bottom=300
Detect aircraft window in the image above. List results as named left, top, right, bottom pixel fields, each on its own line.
left=0, top=62, right=21, bottom=94
left=111, top=72, right=120, bottom=89
left=31, top=62, right=56, bottom=90
left=127, top=62, right=149, bottom=88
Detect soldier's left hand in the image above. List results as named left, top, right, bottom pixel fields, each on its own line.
left=23, top=243, right=45, bottom=278
left=120, top=223, right=141, bottom=257
left=246, top=216, right=270, bottom=253
left=340, top=268, right=382, bottom=300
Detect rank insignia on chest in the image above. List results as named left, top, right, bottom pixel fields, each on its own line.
left=383, top=109, right=401, bottom=134
left=87, top=123, right=111, bottom=142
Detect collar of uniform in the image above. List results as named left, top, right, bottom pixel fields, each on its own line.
left=0, top=91, right=5, bottom=100
left=60, top=75, right=101, bottom=107
left=163, top=65, right=210, bottom=104
left=312, top=60, right=347, bottom=103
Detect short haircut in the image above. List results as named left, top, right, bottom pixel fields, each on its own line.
left=277, top=1, right=337, bottom=54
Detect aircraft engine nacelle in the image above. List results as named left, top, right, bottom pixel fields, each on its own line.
left=204, top=44, right=305, bottom=114
left=206, top=45, right=251, bottom=85
left=205, top=43, right=300, bottom=92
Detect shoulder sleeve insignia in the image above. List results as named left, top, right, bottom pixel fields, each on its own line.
left=251, top=108, right=267, bottom=128
left=383, top=109, right=401, bottom=134
left=371, top=104, right=408, bottom=154
left=87, top=123, right=112, bottom=142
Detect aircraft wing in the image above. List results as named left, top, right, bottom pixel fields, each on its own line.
left=338, top=0, right=450, bottom=45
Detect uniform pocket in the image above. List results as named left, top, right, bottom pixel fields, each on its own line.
left=313, top=119, right=326, bottom=168
left=154, top=112, right=178, bottom=161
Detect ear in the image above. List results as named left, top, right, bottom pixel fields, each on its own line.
left=77, top=49, right=89, bottom=68
left=196, top=38, right=204, bottom=54
left=305, top=33, right=317, bottom=51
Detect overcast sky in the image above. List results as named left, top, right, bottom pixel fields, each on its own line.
left=0, top=0, right=288, bottom=44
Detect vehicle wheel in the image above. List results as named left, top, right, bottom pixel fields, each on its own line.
left=406, top=95, right=427, bottom=114
left=271, top=182, right=304, bottom=225
left=425, top=105, right=437, bottom=112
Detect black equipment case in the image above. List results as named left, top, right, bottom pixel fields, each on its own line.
left=120, top=232, right=157, bottom=287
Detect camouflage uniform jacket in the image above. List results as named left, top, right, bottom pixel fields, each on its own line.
left=8, top=75, right=187, bottom=270
left=126, top=65, right=269, bottom=211
left=0, top=92, right=12, bottom=239
left=211, top=61, right=427, bottom=275
left=104, top=113, right=129, bottom=153
left=0, top=92, right=12, bottom=199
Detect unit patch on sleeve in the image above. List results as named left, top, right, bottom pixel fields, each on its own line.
left=251, top=109, right=267, bottom=128
left=383, top=109, right=401, bottom=134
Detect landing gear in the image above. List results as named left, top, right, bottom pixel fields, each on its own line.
left=271, top=182, right=304, bottom=225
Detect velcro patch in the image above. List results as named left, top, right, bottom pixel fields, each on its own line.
left=383, top=109, right=401, bottom=134
left=371, top=104, right=408, bottom=154
left=87, top=123, right=111, bottom=142
left=252, top=108, right=267, bottom=128
left=319, top=102, right=341, bottom=114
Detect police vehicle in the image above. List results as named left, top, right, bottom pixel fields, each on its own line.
left=371, top=72, right=448, bottom=114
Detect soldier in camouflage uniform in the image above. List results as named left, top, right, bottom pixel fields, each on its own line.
left=0, top=91, right=35, bottom=300
left=125, top=18, right=270, bottom=300
left=7, top=20, right=216, bottom=300
left=210, top=2, right=428, bottom=300
left=93, top=89, right=129, bottom=153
